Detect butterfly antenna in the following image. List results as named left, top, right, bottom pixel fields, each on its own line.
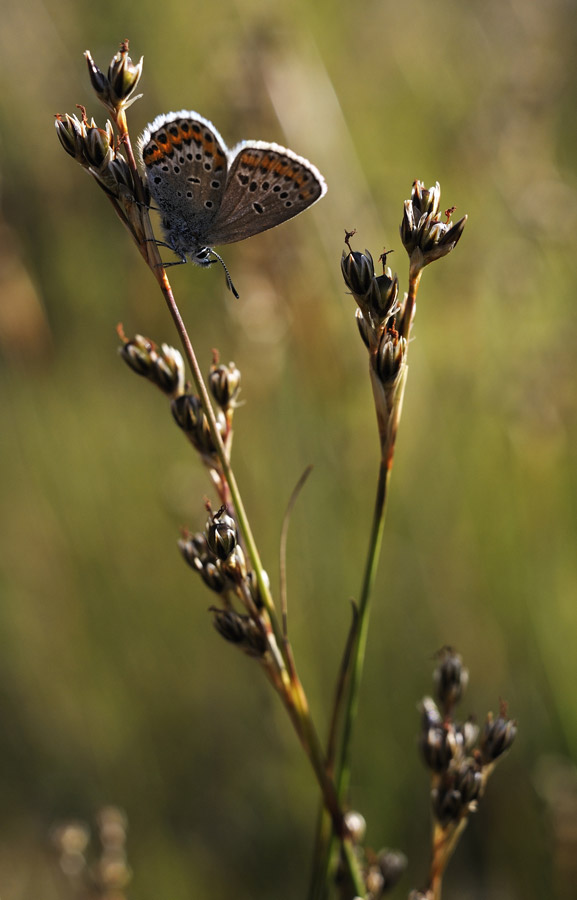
left=210, top=250, right=239, bottom=299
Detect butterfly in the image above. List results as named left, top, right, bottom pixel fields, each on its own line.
left=138, top=110, right=327, bottom=296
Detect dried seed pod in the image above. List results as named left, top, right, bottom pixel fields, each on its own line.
left=208, top=360, right=241, bottom=411
left=434, top=646, right=469, bottom=716
left=206, top=508, right=238, bottom=561
left=211, top=608, right=267, bottom=657
left=480, top=708, right=517, bottom=764
left=400, top=180, right=466, bottom=269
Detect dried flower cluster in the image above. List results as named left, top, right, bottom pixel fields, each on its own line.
left=341, top=183, right=466, bottom=467
left=55, top=42, right=155, bottom=267
left=416, top=647, right=517, bottom=897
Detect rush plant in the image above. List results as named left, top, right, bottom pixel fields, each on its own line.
left=54, top=40, right=515, bottom=900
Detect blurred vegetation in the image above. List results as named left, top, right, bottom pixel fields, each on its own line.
left=1, top=0, right=577, bottom=897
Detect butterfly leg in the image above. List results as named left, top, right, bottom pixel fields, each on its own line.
left=143, top=238, right=187, bottom=268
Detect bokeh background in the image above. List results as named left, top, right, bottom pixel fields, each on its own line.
left=1, top=0, right=577, bottom=897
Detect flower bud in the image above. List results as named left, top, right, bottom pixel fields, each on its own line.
left=421, top=697, right=442, bottom=730
left=85, top=42, right=143, bottom=114
left=246, top=569, right=269, bottom=610
left=219, top=544, right=247, bottom=582
left=106, top=156, right=144, bottom=201
left=83, top=120, right=114, bottom=169
left=208, top=360, right=241, bottom=411
left=432, top=759, right=482, bottom=825
left=119, top=332, right=185, bottom=397
left=344, top=810, right=366, bottom=844
left=480, top=709, right=517, bottom=764
left=355, top=309, right=373, bottom=349
left=206, top=508, right=238, bottom=561
left=200, top=561, right=227, bottom=593
left=178, top=532, right=211, bottom=573
left=378, top=848, right=407, bottom=893
left=434, top=646, right=469, bottom=716
left=341, top=246, right=375, bottom=296
left=85, top=52, right=109, bottom=99
left=420, top=721, right=458, bottom=773
left=374, top=329, right=406, bottom=386
left=211, top=608, right=267, bottom=657
left=54, top=113, right=86, bottom=161
left=455, top=718, right=479, bottom=754
left=400, top=180, right=466, bottom=269
left=171, top=394, right=225, bottom=459
left=107, top=42, right=143, bottom=105
left=342, top=242, right=400, bottom=328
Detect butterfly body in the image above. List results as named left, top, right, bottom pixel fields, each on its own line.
left=137, top=111, right=327, bottom=270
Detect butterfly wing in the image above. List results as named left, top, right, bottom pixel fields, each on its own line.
left=205, top=141, right=327, bottom=246
left=138, top=111, right=229, bottom=240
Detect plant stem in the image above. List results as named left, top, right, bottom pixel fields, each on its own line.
left=310, top=267, right=420, bottom=899
left=154, top=267, right=366, bottom=895
left=156, top=268, right=281, bottom=633
left=336, top=458, right=391, bottom=801
left=309, top=459, right=392, bottom=899
left=428, top=819, right=468, bottom=900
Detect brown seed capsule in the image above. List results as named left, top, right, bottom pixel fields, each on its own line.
left=400, top=180, right=466, bottom=269
left=208, top=361, right=241, bottom=411
left=434, top=646, right=469, bottom=716
left=480, top=709, right=517, bottom=763
left=206, top=508, right=238, bottom=561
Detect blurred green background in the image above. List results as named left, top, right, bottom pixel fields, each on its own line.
left=1, top=0, right=577, bottom=897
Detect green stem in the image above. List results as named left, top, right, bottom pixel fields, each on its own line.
left=310, top=270, right=420, bottom=899
left=336, top=459, right=391, bottom=801
left=311, top=460, right=391, bottom=898
left=157, top=271, right=366, bottom=896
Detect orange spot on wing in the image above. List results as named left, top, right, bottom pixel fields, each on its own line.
left=239, top=153, right=310, bottom=190
left=144, top=125, right=225, bottom=169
